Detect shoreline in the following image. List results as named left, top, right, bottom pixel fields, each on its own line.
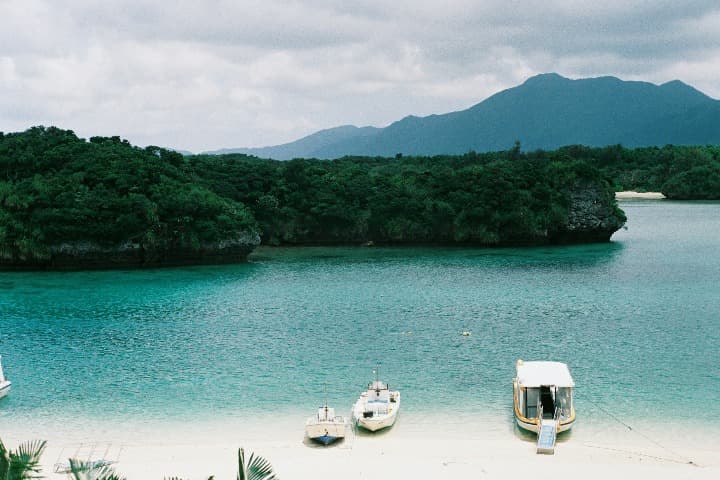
left=3, top=414, right=717, bottom=479
left=615, top=191, right=666, bottom=199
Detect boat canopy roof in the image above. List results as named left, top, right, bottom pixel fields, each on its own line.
left=516, top=361, right=574, bottom=387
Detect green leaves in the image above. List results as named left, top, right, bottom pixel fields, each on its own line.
left=0, top=438, right=46, bottom=480
left=66, top=459, right=124, bottom=480
left=0, top=127, right=259, bottom=266
left=237, top=448, right=277, bottom=480
left=0, top=438, right=278, bottom=480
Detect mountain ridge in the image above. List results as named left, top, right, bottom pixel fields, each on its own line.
left=202, top=73, right=720, bottom=159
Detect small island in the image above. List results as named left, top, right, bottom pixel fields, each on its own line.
left=16, top=126, right=720, bottom=269
left=0, top=127, right=260, bottom=269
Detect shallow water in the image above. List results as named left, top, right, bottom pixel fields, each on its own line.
left=1, top=200, right=719, bottom=437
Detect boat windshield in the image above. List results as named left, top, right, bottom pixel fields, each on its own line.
left=557, top=387, right=573, bottom=418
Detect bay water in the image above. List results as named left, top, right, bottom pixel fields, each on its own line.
left=1, top=200, right=718, bottom=442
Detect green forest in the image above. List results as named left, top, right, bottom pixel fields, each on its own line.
left=0, top=127, right=257, bottom=264
left=0, top=126, right=717, bottom=266
left=555, top=143, right=720, bottom=199
left=187, top=150, right=618, bottom=246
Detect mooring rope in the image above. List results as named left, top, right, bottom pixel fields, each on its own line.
left=577, top=393, right=698, bottom=467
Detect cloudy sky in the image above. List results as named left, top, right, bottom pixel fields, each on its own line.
left=2, top=1, right=719, bottom=152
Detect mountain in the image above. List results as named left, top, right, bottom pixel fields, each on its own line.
left=204, top=125, right=378, bottom=158
left=206, top=73, right=720, bottom=159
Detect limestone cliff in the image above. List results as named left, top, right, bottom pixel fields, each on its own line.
left=551, top=181, right=627, bottom=244
left=0, top=233, right=260, bottom=270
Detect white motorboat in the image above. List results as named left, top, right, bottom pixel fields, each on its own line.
left=352, top=371, right=400, bottom=432
left=305, top=404, right=348, bottom=445
left=0, top=355, right=11, bottom=399
left=513, top=359, right=576, bottom=454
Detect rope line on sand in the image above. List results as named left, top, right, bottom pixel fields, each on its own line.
left=583, top=444, right=697, bottom=465
left=578, top=394, right=698, bottom=467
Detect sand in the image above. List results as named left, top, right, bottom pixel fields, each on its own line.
left=4, top=414, right=717, bottom=479
left=615, top=191, right=666, bottom=199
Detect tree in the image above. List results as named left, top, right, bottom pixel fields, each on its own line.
left=237, top=448, right=277, bottom=480
left=67, top=459, right=125, bottom=480
left=0, top=439, right=46, bottom=480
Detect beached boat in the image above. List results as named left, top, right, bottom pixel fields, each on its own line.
left=0, top=355, right=11, bottom=399
left=513, top=359, right=575, bottom=453
left=305, top=404, right=348, bottom=445
left=352, top=371, right=400, bottom=432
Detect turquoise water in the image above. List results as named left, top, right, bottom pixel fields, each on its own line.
left=1, top=201, right=719, bottom=434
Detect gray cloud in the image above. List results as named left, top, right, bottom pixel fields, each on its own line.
left=1, top=0, right=719, bottom=151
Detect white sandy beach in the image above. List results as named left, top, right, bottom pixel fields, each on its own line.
left=615, top=191, right=666, bottom=199
left=4, top=413, right=717, bottom=480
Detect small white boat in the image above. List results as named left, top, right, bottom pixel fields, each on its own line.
left=0, top=355, right=11, bottom=399
left=513, top=359, right=576, bottom=454
left=352, top=371, right=400, bottom=432
left=305, top=404, right=348, bottom=445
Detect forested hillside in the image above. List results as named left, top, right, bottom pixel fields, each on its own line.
left=188, top=148, right=625, bottom=246
left=557, top=144, right=720, bottom=199
left=0, top=127, right=259, bottom=267
left=7, top=125, right=718, bottom=268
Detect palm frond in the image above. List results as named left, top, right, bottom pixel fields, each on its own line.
left=8, top=440, right=46, bottom=480
left=0, top=439, right=11, bottom=480
left=163, top=477, right=214, bottom=480
left=67, top=458, right=125, bottom=480
left=237, top=448, right=277, bottom=480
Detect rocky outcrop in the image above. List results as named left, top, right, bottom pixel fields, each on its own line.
left=551, top=181, right=627, bottom=244
left=0, top=232, right=261, bottom=270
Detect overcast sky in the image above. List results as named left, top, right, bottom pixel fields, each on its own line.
left=2, top=1, right=719, bottom=152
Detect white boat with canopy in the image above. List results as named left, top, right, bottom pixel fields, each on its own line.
left=0, top=355, right=11, bottom=399
left=513, top=360, right=575, bottom=454
left=352, top=370, right=400, bottom=432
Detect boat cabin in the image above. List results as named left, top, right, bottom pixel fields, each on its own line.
left=317, top=406, right=336, bottom=422
left=367, top=381, right=390, bottom=402
left=514, top=360, right=575, bottom=425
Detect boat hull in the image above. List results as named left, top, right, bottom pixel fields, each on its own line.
left=355, top=411, right=398, bottom=432
left=305, top=422, right=346, bottom=445
left=352, top=391, right=401, bottom=432
left=0, top=381, right=10, bottom=399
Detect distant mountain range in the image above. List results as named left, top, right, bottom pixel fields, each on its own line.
left=203, top=73, right=720, bottom=159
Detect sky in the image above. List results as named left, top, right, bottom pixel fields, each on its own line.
left=2, top=1, right=719, bottom=152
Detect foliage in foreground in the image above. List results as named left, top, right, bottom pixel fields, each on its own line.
left=0, top=439, right=47, bottom=480
left=0, top=438, right=277, bottom=480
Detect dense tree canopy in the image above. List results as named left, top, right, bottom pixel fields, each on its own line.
left=188, top=150, right=620, bottom=246
left=554, top=143, right=720, bottom=198
left=0, top=127, right=257, bottom=263
left=2, top=126, right=716, bottom=268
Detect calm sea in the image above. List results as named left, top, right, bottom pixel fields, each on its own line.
left=1, top=200, right=719, bottom=437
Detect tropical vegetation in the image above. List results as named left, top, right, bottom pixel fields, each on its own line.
left=0, top=438, right=276, bottom=480
left=188, top=149, right=621, bottom=246
left=555, top=143, right=720, bottom=199
left=0, top=127, right=257, bottom=264
left=1, top=126, right=718, bottom=267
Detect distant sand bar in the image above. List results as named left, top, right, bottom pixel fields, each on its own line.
left=615, top=191, right=666, bottom=199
